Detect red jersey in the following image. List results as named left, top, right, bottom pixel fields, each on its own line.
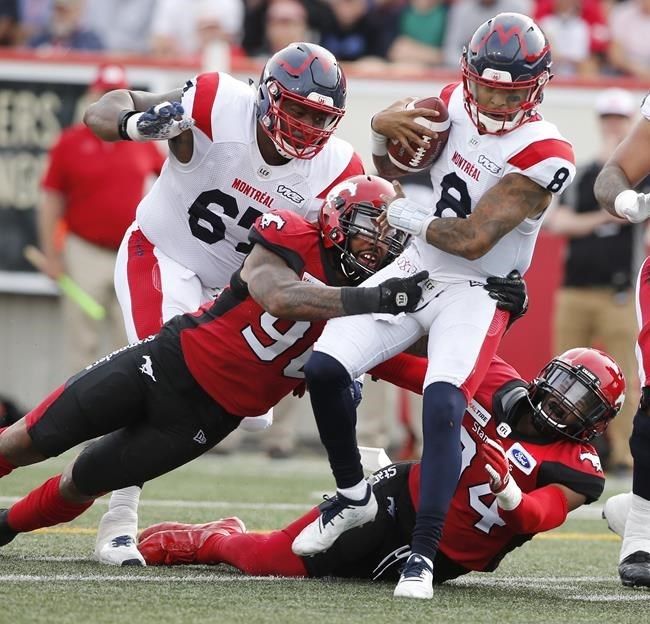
left=407, top=357, right=605, bottom=571
left=42, top=124, right=164, bottom=249
left=171, top=210, right=335, bottom=416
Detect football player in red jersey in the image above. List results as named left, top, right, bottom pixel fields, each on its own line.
left=137, top=348, right=625, bottom=584
left=83, top=41, right=366, bottom=565
left=594, top=89, right=650, bottom=588
left=0, top=175, right=433, bottom=551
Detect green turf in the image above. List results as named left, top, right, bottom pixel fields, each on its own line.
left=0, top=450, right=647, bottom=624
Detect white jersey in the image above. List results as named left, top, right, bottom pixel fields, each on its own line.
left=136, top=72, right=362, bottom=289
left=414, top=83, right=576, bottom=281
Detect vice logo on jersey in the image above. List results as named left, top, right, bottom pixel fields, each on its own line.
left=506, top=442, right=537, bottom=475
left=277, top=185, right=305, bottom=205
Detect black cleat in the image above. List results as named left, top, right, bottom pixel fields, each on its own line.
left=0, top=508, right=17, bottom=546
left=619, top=551, right=650, bottom=587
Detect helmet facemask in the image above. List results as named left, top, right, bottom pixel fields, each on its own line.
left=334, top=201, right=408, bottom=283
left=528, top=359, right=616, bottom=442
left=259, top=79, right=344, bottom=160
left=462, top=58, right=549, bottom=135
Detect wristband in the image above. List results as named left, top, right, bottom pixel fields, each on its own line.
left=341, top=286, right=380, bottom=315
left=370, top=128, right=388, bottom=157
left=118, top=109, right=138, bottom=141
left=494, top=475, right=522, bottom=511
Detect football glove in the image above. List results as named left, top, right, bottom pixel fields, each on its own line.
left=480, top=438, right=522, bottom=510
left=349, top=379, right=363, bottom=408
left=485, top=270, right=528, bottom=328
left=377, top=270, right=428, bottom=314
left=614, top=189, right=650, bottom=224
left=386, top=197, right=436, bottom=241
left=122, top=101, right=194, bottom=141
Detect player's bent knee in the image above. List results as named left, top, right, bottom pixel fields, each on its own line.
left=304, top=352, right=352, bottom=390
left=61, top=462, right=98, bottom=503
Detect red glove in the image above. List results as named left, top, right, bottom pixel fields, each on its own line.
left=480, top=438, right=522, bottom=510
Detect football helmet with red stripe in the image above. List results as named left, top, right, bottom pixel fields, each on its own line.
left=461, top=12, right=552, bottom=135
left=319, top=175, right=409, bottom=283
left=528, top=347, right=626, bottom=442
left=257, top=42, right=346, bottom=160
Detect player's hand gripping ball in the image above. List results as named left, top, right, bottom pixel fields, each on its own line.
left=387, top=97, right=450, bottom=172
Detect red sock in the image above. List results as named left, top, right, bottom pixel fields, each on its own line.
left=7, top=474, right=94, bottom=533
left=0, top=452, right=15, bottom=478
left=201, top=507, right=320, bottom=576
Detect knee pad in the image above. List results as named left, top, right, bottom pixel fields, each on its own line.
left=304, top=352, right=351, bottom=391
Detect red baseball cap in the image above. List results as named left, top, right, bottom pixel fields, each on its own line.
left=91, top=64, right=129, bottom=92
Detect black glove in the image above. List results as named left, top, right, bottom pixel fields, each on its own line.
left=377, top=270, right=429, bottom=314
left=485, top=270, right=528, bottom=327
left=341, top=270, right=429, bottom=315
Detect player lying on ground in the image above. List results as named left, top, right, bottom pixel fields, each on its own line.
left=0, top=175, right=519, bottom=549
left=138, top=348, right=625, bottom=585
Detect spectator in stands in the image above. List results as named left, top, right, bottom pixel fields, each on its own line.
left=442, top=0, right=532, bottom=69
left=81, top=0, right=157, bottom=54
left=545, top=88, right=645, bottom=474
left=37, top=64, right=165, bottom=376
left=150, top=0, right=244, bottom=62
left=0, top=0, right=19, bottom=46
left=536, top=0, right=600, bottom=76
left=534, top=0, right=609, bottom=68
left=607, top=0, right=650, bottom=78
left=386, top=0, right=448, bottom=68
left=263, top=0, right=311, bottom=56
left=17, top=0, right=52, bottom=44
left=26, top=0, right=104, bottom=51
left=319, top=0, right=389, bottom=61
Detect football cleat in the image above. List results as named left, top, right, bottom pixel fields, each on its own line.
left=291, top=485, right=378, bottom=556
left=96, top=534, right=145, bottom=566
left=602, top=492, right=633, bottom=538
left=619, top=551, right=650, bottom=587
left=393, top=552, right=434, bottom=599
left=0, top=508, right=17, bottom=547
left=137, top=517, right=246, bottom=566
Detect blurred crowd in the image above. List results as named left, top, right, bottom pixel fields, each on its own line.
left=1, top=0, right=650, bottom=78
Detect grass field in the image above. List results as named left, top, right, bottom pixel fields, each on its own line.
left=0, top=449, right=647, bottom=624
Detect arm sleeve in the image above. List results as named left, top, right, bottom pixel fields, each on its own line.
left=499, top=484, right=568, bottom=534
left=368, top=353, right=427, bottom=394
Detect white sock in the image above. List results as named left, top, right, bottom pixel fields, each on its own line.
left=95, top=486, right=142, bottom=553
left=337, top=479, right=369, bottom=502
left=620, top=493, right=650, bottom=562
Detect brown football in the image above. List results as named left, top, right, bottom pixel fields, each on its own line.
left=387, top=96, right=451, bottom=172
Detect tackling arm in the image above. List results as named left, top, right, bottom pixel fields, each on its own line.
left=240, top=244, right=427, bottom=320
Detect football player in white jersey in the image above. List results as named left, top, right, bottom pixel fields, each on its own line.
left=82, top=42, right=364, bottom=566
left=594, top=91, right=650, bottom=588
left=291, top=13, right=577, bottom=600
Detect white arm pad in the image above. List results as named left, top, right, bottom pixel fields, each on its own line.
left=386, top=197, right=436, bottom=241
left=494, top=473, right=523, bottom=511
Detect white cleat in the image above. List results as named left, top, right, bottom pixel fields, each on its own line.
left=95, top=506, right=145, bottom=566
left=602, top=491, right=633, bottom=538
left=96, top=534, right=146, bottom=566
left=393, top=553, right=434, bottom=599
left=292, top=485, right=378, bottom=556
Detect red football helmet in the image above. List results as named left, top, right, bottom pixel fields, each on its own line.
left=257, top=42, right=346, bottom=160
left=528, top=347, right=626, bottom=442
left=461, top=12, right=552, bottom=135
left=319, top=175, right=409, bottom=283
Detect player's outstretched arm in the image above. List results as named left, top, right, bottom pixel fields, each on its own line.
left=83, top=88, right=183, bottom=141
left=241, top=244, right=428, bottom=320
left=594, top=117, right=650, bottom=222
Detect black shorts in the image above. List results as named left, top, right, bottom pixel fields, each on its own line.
left=303, top=462, right=470, bottom=584
left=27, top=332, right=241, bottom=496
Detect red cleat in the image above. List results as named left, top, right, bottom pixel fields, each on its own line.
left=137, top=517, right=246, bottom=566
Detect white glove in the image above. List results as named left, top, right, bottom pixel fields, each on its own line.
left=386, top=197, right=436, bottom=241
left=614, top=189, right=650, bottom=224
left=124, top=101, right=194, bottom=141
